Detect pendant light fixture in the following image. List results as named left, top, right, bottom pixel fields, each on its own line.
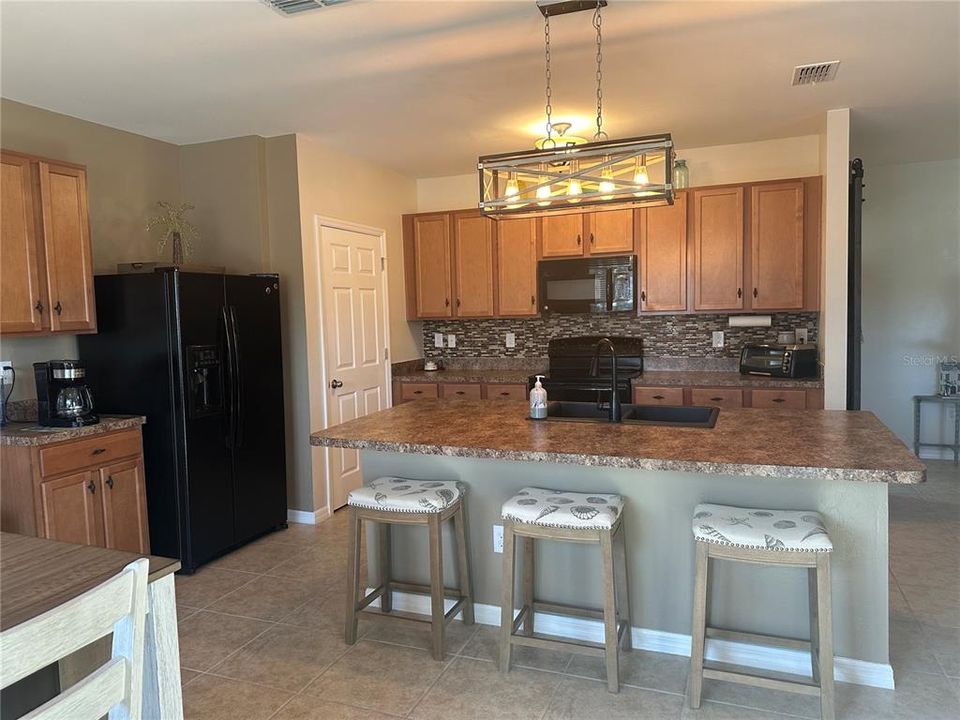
left=479, top=0, right=673, bottom=219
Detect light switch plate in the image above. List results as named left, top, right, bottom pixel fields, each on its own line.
left=795, top=328, right=809, bottom=343
left=505, top=332, right=516, bottom=349
left=712, top=331, right=724, bottom=348
left=434, top=333, right=444, bottom=348
left=492, top=524, right=504, bottom=553
left=447, top=334, right=456, bottom=348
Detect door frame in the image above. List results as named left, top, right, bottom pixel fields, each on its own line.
left=305, top=215, right=392, bottom=519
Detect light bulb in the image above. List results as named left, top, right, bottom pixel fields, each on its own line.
left=567, top=177, right=582, bottom=203
left=633, top=156, right=649, bottom=187
left=599, top=165, right=615, bottom=199
left=505, top=174, right=523, bottom=209
left=536, top=182, right=552, bottom=206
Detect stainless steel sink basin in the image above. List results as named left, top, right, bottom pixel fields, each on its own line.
left=539, top=401, right=718, bottom=428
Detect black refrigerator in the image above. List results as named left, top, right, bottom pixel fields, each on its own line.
left=78, top=269, right=287, bottom=572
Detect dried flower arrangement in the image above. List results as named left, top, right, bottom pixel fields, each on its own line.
left=146, top=201, right=200, bottom=266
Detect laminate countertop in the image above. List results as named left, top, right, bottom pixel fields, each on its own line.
left=310, top=400, right=924, bottom=484
left=0, top=416, right=146, bottom=447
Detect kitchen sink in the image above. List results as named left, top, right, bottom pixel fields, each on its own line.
left=539, top=401, right=718, bottom=428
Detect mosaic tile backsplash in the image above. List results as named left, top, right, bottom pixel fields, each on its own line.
left=423, top=312, right=819, bottom=359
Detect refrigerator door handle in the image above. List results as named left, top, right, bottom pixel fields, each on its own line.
left=229, top=305, right=244, bottom=448
left=221, top=306, right=236, bottom=448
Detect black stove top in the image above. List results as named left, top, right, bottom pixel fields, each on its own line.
left=529, top=336, right=643, bottom=403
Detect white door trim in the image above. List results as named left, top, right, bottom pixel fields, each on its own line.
left=308, top=214, right=392, bottom=516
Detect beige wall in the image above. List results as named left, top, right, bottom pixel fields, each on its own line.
left=416, top=135, right=821, bottom=212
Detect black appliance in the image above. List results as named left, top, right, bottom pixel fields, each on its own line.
left=739, top=344, right=818, bottom=379
left=529, top=336, right=643, bottom=405
left=538, top=255, right=636, bottom=315
left=34, top=360, right=99, bottom=428
left=78, top=270, right=287, bottom=573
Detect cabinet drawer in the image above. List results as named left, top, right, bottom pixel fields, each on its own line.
left=399, top=383, right=439, bottom=402
left=485, top=383, right=528, bottom=400
left=750, top=389, right=807, bottom=409
left=690, top=388, right=744, bottom=408
left=632, top=386, right=685, bottom=405
left=441, top=383, right=483, bottom=400
left=39, top=429, right=141, bottom=478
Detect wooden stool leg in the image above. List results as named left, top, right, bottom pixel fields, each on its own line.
left=344, top=508, right=362, bottom=645
left=599, top=529, right=620, bottom=693
left=688, top=541, right=709, bottom=709
left=427, top=513, right=446, bottom=661
left=453, top=504, right=474, bottom=625
left=808, top=566, right=820, bottom=684
left=816, top=554, right=835, bottom=720
left=522, top=536, right=535, bottom=637
left=613, top=523, right=632, bottom=651
left=499, top=521, right=517, bottom=673
left=379, top=522, right=392, bottom=614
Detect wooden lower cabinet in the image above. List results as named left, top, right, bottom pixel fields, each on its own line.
left=749, top=388, right=809, bottom=409
left=0, top=427, right=149, bottom=554
left=690, top=388, right=744, bottom=408
left=396, top=381, right=529, bottom=403
left=632, top=387, right=685, bottom=405
left=440, top=383, right=483, bottom=400
left=633, top=385, right=821, bottom=410
left=484, top=384, right=527, bottom=400
left=400, top=382, right=439, bottom=401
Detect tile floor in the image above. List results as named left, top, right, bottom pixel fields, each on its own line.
left=177, top=460, right=960, bottom=719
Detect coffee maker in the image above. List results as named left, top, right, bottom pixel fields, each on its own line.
left=34, top=360, right=100, bottom=427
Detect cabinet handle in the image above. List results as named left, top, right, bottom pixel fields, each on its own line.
left=772, top=398, right=786, bottom=403
left=576, top=234, right=582, bottom=246
left=86, top=480, right=96, bottom=494
left=34, top=300, right=43, bottom=314
left=530, top=295, right=535, bottom=306
left=590, top=233, right=595, bottom=245
left=710, top=397, right=724, bottom=402
left=640, top=290, right=646, bottom=302
left=456, top=298, right=461, bottom=307
left=54, top=301, right=62, bottom=315
left=455, top=391, right=465, bottom=395
left=91, top=448, right=106, bottom=455
left=500, top=392, right=511, bottom=396
left=414, top=390, right=423, bottom=395
left=444, top=298, right=450, bottom=307
left=737, top=288, right=742, bottom=299
left=753, top=287, right=759, bottom=298
left=652, top=394, right=665, bottom=400
left=106, top=477, right=114, bottom=489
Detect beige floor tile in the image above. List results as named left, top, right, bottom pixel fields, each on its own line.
left=177, top=605, right=199, bottom=623
left=207, top=573, right=318, bottom=622
left=410, top=656, right=563, bottom=720
left=303, top=639, right=447, bottom=716
left=458, top=624, right=570, bottom=672
left=181, top=673, right=292, bottom=720
left=281, top=591, right=352, bottom=633
left=209, top=621, right=351, bottom=691
left=178, top=610, right=272, bottom=671
left=834, top=670, right=960, bottom=719
left=680, top=700, right=793, bottom=719
left=208, top=539, right=309, bottom=574
left=691, top=675, right=820, bottom=719
left=921, top=624, right=960, bottom=677
left=270, top=695, right=400, bottom=720
left=543, top=677, right=684, bottom=719
left=175, top=568, right=257, bottom=609
left=565, top=648, right=689, bottom=694
left=181, top=669, right=201, bottom=686
left=889, top=619, right=943, bottom=675
left=900, top=584, right=960, bottom=628
left=363, top=613, right=478, bottom=655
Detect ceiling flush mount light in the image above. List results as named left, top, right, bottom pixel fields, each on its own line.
left=479, top=1, right=673, bottom=219
left=262, top=0, right=351, bottom=16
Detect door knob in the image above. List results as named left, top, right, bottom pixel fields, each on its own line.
left=330, top=379, right=343, bottom=389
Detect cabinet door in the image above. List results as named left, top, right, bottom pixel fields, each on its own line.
left=412, top=214, right=453, bottom=318
left=399, top=382, right=439, bottom=402
left=452, top=212, right=495, bottom=317
left=38, top=162, right=96, bottom=332
left=541, top=214, right=585, bottom=257
left=1, top=153, right=47, bottom=334
left=99, top=458, right=150, bottom=554
left=496, top=218, right=538, bottom=316
left=639, top=193, right=687, bottom=312
left=586, top=209, right=634, bottom=255
left=39, top=470, right=105, bottom=547
left=751, top=182, right=804, bottom=310
left=692, top=187, right=744, bottom=311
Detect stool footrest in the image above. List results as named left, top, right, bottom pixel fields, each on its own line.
left=509, top=623, right=629, bottom=658
left=706, top=626, right=812, bottom=652
left=391, top=581, right=464, bottom=600
left=703, top=661, right=821, bottom=697
left=360, top=607, right=432, bottom=625
left=533, top=600, right=604, bottom=621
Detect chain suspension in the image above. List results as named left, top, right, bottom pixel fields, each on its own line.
left=593, top=0, right=606, bottom=141
left=543, top=11, right=554, bottom=147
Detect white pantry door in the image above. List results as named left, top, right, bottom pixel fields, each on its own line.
left=319, top=225, right=389, bottom=510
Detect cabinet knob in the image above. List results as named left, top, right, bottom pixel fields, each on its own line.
left=710, top=397, right=723, bottom=402
left=652, top=394, right=665, bottom=400
left=445, top=298, right=450, bottom=307
left=737, top=288, right=742, bottom=299
left=772, top=397, right=786, bottom=403
left=576, top=234, right=582, bottom=246
left=753, top=288, right=759, bottom=298
left=640, top=290, right=646, bottom=303
left=54, top=301, right=62, bottom=315
left=530, top=295, right=535, bottom=306
left=34, top=300, right=43, bottom=314
left=455, top=391, right=465, bottom=395
left=456, top=298, right=461, bottom=307
left=413, top=390, right=423, bottom=395
left=86, top=480, right=96, bottom=494
left=91, top=447, right=106, bottom=455
left=590, top=233, right=595, bottom=245
left=500, top=391, right=510, bottom=396
left=106, top=477, right=114, bottom=489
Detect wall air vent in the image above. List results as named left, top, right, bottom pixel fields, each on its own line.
left=263, top=0, right=350, bottom=16
left=791, top=61, right=840, bottom=86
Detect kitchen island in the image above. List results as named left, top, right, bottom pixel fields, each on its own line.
left=311, top=400, right=924, bottom=688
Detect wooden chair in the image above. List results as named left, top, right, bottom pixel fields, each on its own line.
left=688, top=503, right=835, bottom=720
left=344, top=477, right=474, bottom=661
left=0, top=557, right=149, bottom=720
left=499, top=487, right=631, bottom=693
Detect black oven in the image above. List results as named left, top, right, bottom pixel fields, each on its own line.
left=538, top=255, right=636, bottom=315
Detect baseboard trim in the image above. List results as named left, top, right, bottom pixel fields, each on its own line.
left=919, top=447, right=957, bottom=461
left=368, top=588, right=894, bottom=690
left=287, top=506, right=331, bottom=525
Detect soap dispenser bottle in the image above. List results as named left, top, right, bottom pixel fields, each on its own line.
left=529, top=375, right=548, bottom=420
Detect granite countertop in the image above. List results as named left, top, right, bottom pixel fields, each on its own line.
left=0, top=416, right=146, bottom=447
left=310, top=400, right=924, bottom=484
left=634, top=371, right=823, bottom=389
left=394, top=369, right=541, bottom=384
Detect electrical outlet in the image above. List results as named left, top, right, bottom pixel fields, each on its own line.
left=0, top=360, right=12, bottom=377
left=434, top=333, right=444, bottom=348
left=505, top=332, right=516, bottom=349
left=795, top=328, right=809, bottom=344
left=492, top=524, right=504, bottom=553
left=712, top=331, right=724, bottom=348
left=447, top=334, right=456, bottom=348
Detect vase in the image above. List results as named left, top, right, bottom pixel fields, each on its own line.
left=171, top=231, right=184, bottom=267
left=674, top=159, right=690, bottom=190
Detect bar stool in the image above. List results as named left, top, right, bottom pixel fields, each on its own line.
left=344, top=477, right=474, bottom=661
left=688, top=503, right=835, bottom=720
left=499, top=487, right=631, bottom=693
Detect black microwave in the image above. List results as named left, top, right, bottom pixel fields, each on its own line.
left=538, top=255, right=636, bottom=315
left=740, top=344, right=819, bottom=379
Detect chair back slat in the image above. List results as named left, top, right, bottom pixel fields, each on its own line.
left=22, top=658, right=127, bottom=720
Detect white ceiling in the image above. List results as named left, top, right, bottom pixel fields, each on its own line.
left=1, top=0, right=957, bottom=176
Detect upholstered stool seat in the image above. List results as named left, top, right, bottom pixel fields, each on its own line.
left=499, top=487, right=631, bottom=693
left=344, top=477, right=474, bottom=661
left=692, top=503, right=833, bottom=552
left=502, top=488, right=623, bottom=530
left=688, top=503, right=835, bottom=720
left=348, top=477, right=465, bottom=514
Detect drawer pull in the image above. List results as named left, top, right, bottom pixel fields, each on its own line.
left=652, top=394, right=665, bottom=400
left=106, top=477, right=114, bottom=489
left=455, top=391, right=465, bottom=396
left=86, top=480, right=96, bottom=494
left=413, top=390, right=423, bottom=395
left=91, top=448, right=107, bottom=455
left=772, top=398, right=786, bottom=403
left=710, top=397, right=724, bottom=402
left=576, top=234, right=582, bottom=246
left=499, top=392, right=510, bottom=396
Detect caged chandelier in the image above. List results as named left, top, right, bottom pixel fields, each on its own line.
left=478, top=0, right=674, bottom=220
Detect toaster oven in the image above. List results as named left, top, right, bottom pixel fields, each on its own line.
left=740, top=344, right=819, bottom=379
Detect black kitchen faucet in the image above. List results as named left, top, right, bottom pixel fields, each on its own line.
left=590, top=337, right=621, bottom=422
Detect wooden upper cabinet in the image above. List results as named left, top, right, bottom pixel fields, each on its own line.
left=98, top=458, right=150, bottom=554
left=639, top=192, right=687, bottom=312
left=585, top=209, right=634, bottom=255
left=540, top=213, right=585, bottom=257
left=1, top=152, right=47, bottom=334
left=496, top=218, right=538, bottom=316
left=692, top=187, right=744, bottom=311
left=750, top=182, right=804, bottom=310
left=39, top=471, right=105, bottom=548
left=412, top=214, right=453, bottom=318
left=452, top=212, right=495, bottom=318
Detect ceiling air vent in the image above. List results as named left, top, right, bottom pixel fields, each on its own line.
left=263, top=0, right=350, bottom=16
left=791, top=61, right=840, bottom=86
